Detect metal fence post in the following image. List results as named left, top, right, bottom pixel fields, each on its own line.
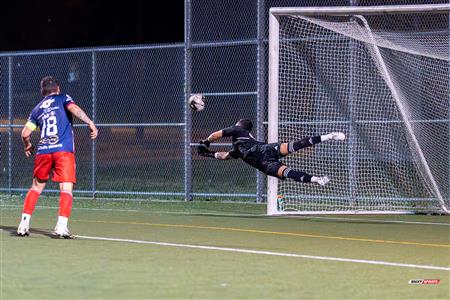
left=91, top=51, right=97, bottom=198
left=184, top=0, right=193, bottom=201
left=8, top=56, right=12, bottom=196
left=256, top=0, right=266, bottom=203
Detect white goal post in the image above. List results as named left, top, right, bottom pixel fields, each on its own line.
left=268, top=4, right=450, bottom=215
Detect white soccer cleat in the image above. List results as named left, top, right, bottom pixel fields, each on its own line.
left=54, top=224, right=75, bottom=239
left=330, top=132, right=346, bottom=141
left=312, top=176, right=330, bottom=186
left=17, top=222, right=30, bottom=237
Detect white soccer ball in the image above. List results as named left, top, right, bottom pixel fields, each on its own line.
left=189, top=94, right=205, bottom=111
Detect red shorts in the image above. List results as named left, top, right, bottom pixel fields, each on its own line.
left=33, top=152, right=76, bottom=183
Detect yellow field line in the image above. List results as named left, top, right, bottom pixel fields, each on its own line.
left=74, top=219, right=450, bottom=249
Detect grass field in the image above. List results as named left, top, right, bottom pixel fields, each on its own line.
left=1, top=196, right=449, bottom=299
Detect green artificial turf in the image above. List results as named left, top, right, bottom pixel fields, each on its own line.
left=1, top=198, right=449, bottom=299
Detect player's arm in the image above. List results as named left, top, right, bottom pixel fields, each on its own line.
left=207, top=130, right=223, bottom=143
left=67, top=104, right=98, bottom=139
left=199, top=125, right=237, bottom=147
left=199, top=130, right=223, bottom=147
left=21, top=122, right=35, bottom=158
left=197, top=145, right=235, bottom=160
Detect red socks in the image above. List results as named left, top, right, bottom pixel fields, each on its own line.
left=22, top=189, right=40, bottom=215
left=59, top=191, right=73, bottom=218
left=23, top=189, right=73, bottom=218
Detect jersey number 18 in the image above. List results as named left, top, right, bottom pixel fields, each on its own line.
left=41, top=116, right=58, bottom=138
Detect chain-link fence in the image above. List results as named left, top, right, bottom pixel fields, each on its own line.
left=1, top=0, right=448, bottom=203
left=0, top=45, right=187, bottom=199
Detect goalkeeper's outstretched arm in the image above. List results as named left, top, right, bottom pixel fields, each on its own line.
left=207, top=130, right=223, bottom=143
left=199, top=130, right=223, bottom=147
left=197, top=145, right=233, bottom=160
left=198, top=129, right=237, bottom=160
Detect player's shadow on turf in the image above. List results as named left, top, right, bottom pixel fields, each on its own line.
left=0, top=225, right=56, bottom=238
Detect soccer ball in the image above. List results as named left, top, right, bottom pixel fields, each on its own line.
left=188, top=94, right=205, bottom=111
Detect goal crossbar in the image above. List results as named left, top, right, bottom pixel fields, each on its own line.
left=270, top=4, right=450, bottom=17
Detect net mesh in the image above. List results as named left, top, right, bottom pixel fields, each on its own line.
left=275, top=11, right=449, bottom=213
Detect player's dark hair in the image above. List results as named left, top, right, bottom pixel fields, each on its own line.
left=40, top=76, right=60, bottom=96
left=236, top=119, right=253, bottom=132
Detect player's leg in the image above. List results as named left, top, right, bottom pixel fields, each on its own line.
left=52, top=152, right=76, bottom=238
left=17, top=178, right=47, bottom=236
left=279, top=132, right=346, bottom=156
left=17, top=154, right=52, bottom=236
left=54, top=182, right=74, bottom=238
left=277, top=165, right=330, bottom=186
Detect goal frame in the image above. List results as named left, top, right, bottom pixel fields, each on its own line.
left=267, top=4, right=450, bottom=215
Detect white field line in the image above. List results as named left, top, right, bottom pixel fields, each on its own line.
left=76, top=235, right=450, bottom=272
left=1, top=205, right=450, bottom=226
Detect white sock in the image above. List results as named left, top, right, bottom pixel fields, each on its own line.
left=320, top=133, right=333, bottom=142
left=311, top=176, right=330, bottom=186
left=21, top=213, right=31, bottom=223
left=57, top=216, right=69, bottom=227
left=311, top=176, right=320, bottom=183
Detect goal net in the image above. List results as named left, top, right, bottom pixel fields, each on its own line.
left=268, top=4, right=450, bottom=215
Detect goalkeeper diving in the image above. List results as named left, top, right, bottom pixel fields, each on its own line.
left=198, top=119, right=345, bottom=185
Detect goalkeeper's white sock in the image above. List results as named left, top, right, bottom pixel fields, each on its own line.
left=321, top=132, right=346, bottom=142
left=311, top=176, right=330, bottom=186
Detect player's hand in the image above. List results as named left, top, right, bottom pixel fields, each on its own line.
left=197, top=145, right=209, bottom=155
left=24, top=144, right=35, bottom=158
left=89, top=123, right=98, bottom=139
left=197, top=145, right=215, bottom=158
left=199, top=139, right=211, bottom=147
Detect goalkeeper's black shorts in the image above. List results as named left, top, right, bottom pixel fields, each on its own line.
left=242, top=143, right=285, bottom=178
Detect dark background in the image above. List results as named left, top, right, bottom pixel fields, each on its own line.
left=0, top=0, right=185, bottom=51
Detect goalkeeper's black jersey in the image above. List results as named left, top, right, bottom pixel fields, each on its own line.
left=221, top=125, right=265, bottom=160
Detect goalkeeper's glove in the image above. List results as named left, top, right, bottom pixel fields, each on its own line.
left=199, top=139, right=211, bottom=147
left=197, top=145, right=216, bottom=158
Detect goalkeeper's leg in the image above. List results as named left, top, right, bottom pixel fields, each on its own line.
left=279, top=132, right=345, bottom=155
left=277, top=165, right=330, bottom=186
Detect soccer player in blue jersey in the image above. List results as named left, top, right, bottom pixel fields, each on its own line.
left=17, top=76, right=98, bottom=238
left=197, top=119, right=345, bottom=185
